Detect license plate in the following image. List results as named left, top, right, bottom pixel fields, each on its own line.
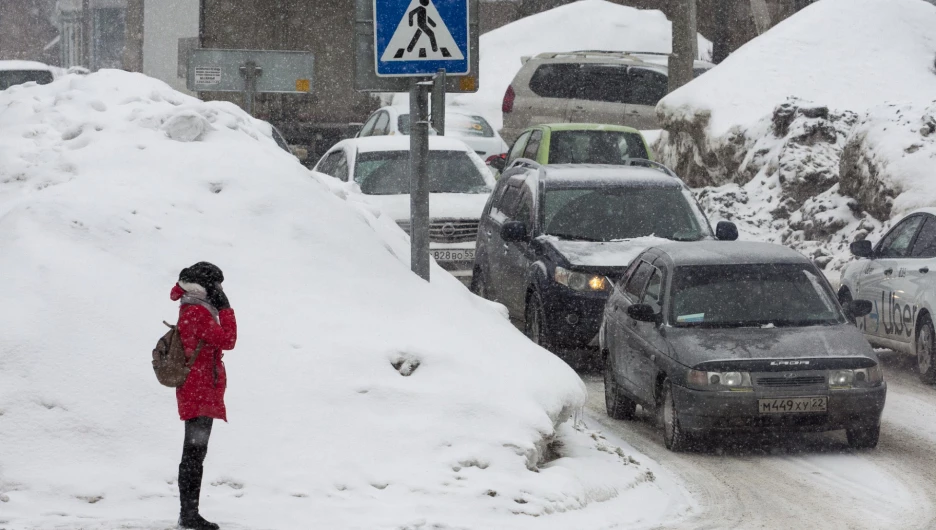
left=758, top=397, right=827, bottom=414
left=431, top=249, right=475, bottom=262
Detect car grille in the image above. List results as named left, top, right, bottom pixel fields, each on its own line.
left=397, top=219, right=479, bottom=243
left=756, top=376, right=826, bottom=387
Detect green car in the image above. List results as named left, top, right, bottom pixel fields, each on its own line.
left=489, top=123, right=653, bottom=176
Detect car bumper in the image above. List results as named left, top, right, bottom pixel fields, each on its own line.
left=672, top=383, right=887, bottom=433
left=541, top=285, right=608, bottom=348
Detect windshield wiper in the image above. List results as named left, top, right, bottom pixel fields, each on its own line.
left=547, top=232, right=603, bottom=242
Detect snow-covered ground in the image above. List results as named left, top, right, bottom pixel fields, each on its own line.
left=655, top=0, right=936, bottom=278
left=0, top=71, right=688, bottom=529
left=391, top=0, right=713, bottom=131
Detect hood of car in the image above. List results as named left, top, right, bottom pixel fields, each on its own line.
left=664, top=324, right=878, bottom=369
left=361, top=193, right=490, bottom=222
left=543, top=236, right=669, bottom=268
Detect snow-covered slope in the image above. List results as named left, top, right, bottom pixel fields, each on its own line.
left=0, top=71, right=686, bottom=529
left=392, top=0, right=713, bottom=131
left=655, top=0, right=936, bottom=277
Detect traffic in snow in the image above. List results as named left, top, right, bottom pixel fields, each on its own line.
left=2, top=0, right=936, bottom=529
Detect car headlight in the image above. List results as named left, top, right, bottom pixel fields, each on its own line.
left=688, top=370, right=753, bottom=391
left=554, top=267, right=608, bottom=292
left=829, top=366, right=884, bottom=388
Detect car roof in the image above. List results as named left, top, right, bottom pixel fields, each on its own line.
left=529, top=51, right=715, bottom=70
left=0, top=60, right=53, bottom=71
left=332, top=135, right=475, bottom=153
left=535, top=165, right=683, bottom=188
left=651, top=241, right=811, bottom=267
left=382, top=104, right=487, bottom=118
left=530, top=123, right=642, bottom=134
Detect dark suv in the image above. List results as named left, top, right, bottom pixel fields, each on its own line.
left=470, top=159, right=737, bottom=351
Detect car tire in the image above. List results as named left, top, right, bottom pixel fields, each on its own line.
left=604, top=353, right=636, bottom=420
left=916, top=314, right=936, bottom=384
left=846, top=423, right=880, bottom=450
left=525, top=291, right=552, bottom=351
left=661, top=381, right=691, bottom=452
left=838, top=288, right=855, bottom=325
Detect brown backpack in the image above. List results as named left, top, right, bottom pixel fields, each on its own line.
left=153, top=321, right=204, bottom=388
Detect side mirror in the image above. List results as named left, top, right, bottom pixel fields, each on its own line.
left=501, top=221, right=528, bottom=243
left=716, top=221, right=739, bottom=241
left=486, top=154, right=507, bottom=172
left=845, top=299, right=873, bottom=318
left=850, top=240, right=874, bottom=258
left=627, top=304, right=661, bottom=324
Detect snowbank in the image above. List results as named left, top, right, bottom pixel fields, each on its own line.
left=0, top=71, right=679, bottom=529
left=656, top=0, right=936, bottom=274
left=392, top=0, right=713, bottom=130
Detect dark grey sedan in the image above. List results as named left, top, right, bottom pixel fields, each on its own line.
left=600, top=241, right=886, bottom=451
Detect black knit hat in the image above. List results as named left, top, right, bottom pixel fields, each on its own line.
left=178, top=262, right=224, bottom=289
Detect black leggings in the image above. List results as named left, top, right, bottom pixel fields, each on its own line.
left=179, top=417, right=213, bottom=516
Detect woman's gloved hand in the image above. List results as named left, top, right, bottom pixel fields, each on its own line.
left=207, top=283, right=230, bottom=310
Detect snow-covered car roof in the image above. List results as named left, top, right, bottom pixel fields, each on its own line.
left=0, top=60, right=53, bottom=71
left=653, top=241, right=810, bottom=267
left=334, top=135, right=477, bottom=154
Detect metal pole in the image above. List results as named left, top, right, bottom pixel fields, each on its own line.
left=410, top=79, right=431, bottom=281
left=239, top=61, right=262, bottom=117
left=431, top=69, right=446, bottom=135
left=82, top=0, right=92, bottom=68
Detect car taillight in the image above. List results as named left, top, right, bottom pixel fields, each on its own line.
left=502, top=85, right=515, bottom=114
left=485, top=153, right=506, bottom=165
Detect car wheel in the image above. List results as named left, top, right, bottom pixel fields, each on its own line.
left=525, top=291, right=552, bottom=351
left=661, top=381, right=691, bottom=452
left=604, top=353, right=636, bottom=420
left=917, top=314, right=936, bottom=384
left=838, top=288, right=855, bottom=325
left=846, top=423, right=880, bottom=450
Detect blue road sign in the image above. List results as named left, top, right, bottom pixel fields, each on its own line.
left=374, top=0, right=470, bottom=77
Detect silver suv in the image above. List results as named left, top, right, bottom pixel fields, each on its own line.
left=501, top=51, right=714, bottom=142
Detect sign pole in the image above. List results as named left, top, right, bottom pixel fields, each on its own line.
left=239, top=60, right=263, bottom=117
left=410, top=78, right=431, bottom=281
left=431, top=69, right=446, bottom=135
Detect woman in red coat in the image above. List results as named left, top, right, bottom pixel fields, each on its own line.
left=170, top=262, right=237, bottom=530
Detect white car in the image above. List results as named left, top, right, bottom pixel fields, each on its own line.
left=839, top=208, right=936, bottom=382
left=356, top=105, right=509, bottom=159
left=313, top=136, right=495, bottom=283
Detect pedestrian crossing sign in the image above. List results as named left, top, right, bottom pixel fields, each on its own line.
left=374, top=0, right=470, bottom=77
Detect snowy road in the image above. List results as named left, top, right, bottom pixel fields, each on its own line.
left=581, top=350, right=936, bottom=529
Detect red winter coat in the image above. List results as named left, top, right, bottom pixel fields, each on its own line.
left=170, top=285, right=237, bottom=421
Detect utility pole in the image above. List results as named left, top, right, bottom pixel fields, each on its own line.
left=82, top=0, right=92, bottom=68
left=668, top=0, right=697, bottom=93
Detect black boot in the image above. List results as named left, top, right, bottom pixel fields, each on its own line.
left=178, top=512, right=220, bottom=530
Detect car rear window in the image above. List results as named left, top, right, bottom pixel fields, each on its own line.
left=548, top=130, right=648, bottom=164
left=671, top=264, right=845, bottom=327
left=355, top=150, right=491, bottom=195
left=0, top=70, right=54, bottom=90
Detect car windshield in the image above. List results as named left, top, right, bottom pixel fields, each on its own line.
left=0, top=70, right=54, bottom=90
left=548, top=130, right=649, bottom=164
left=398, top=114, right=495, bottom=138
left=671, top=264, right=846, bottom=328
left=355, top=150, right=491, bottom=195
left=543, top=185, right=708, bottom=242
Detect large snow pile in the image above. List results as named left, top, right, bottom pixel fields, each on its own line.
left=392, top=0, right=712, bottom=130
left=656, top=0, right=936, bottom=278
left=0, top=71, right=683, bottom=529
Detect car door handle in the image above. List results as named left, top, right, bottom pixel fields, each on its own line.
left=921, top=267, right=930, bottom=274
left=884, top=268, right=894, bottom=275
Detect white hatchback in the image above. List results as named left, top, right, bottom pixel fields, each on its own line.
left=356, top=105, right=509, bottom=159
left=839, top=208, right=936, bottom=382
left=313, top=136, right=495, bottom=283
